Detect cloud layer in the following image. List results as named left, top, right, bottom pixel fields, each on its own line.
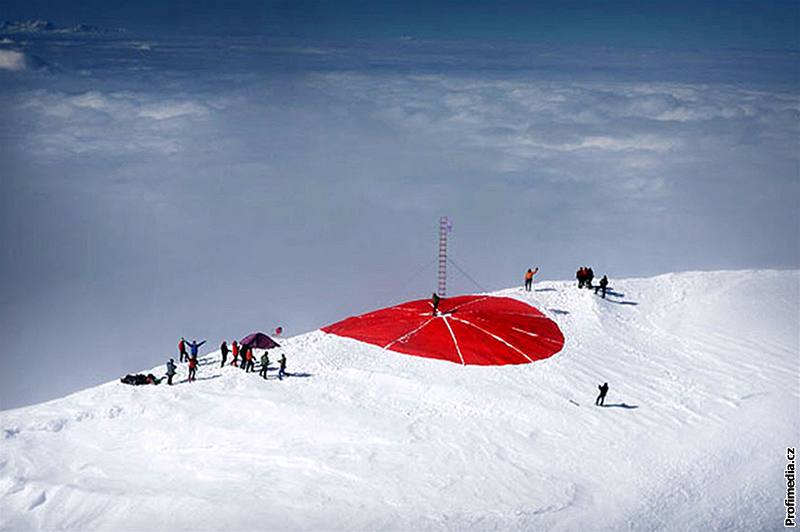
left=17, top=90, right=216, bottom=154
left=1, top=34, right=797, bottom=409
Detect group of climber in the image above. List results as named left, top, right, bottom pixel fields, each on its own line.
left=220, top=340, right=253, bottom=371
left=576, top=266, right=595, bottom=289
left=218, top=340, right=287, bottom=380
left=126, top=338, right=201, bottom=387
left=520, top=266, right=610, bottom=298
left=576, top=267, right=609, bottom=298
left=163, top=337, right=288, bottom=386
left=173, top=337, right=205, bottom=384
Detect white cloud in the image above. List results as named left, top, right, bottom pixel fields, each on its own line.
left=9, top=67, right=798, bottom=210
left=70, top=91, right=114, bottom=110
left=125, top=41, right=154, bottom=51
left=300, top=72, right=798, bottom=205
left=138, top=102, right=208, bottom=120
left=17, top=90, right=218, bottom=156
left=576, top=134, right=679, bottom=152
left=0, top=49, right=26, bottom=71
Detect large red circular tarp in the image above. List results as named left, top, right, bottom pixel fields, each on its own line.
left=321, top=295, right=565, bottom=365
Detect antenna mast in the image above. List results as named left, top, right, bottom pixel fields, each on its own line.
left=438, top=216, right=449, bottom=296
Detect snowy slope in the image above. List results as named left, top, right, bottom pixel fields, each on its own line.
left=1, top=270, right=797, bottom=531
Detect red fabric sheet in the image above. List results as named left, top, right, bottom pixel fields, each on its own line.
left=322, top=295, right=564, bottom=366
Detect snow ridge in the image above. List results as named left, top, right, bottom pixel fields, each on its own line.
left=0, top=269, right=797, bottom=531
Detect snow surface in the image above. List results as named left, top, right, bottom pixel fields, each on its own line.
left=1, top=270, right=798, bottom=531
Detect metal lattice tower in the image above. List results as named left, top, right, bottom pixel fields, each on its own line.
left=437, top=216, right=449, bottom=296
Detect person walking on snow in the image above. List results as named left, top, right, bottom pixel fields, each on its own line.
left=596, top=382, right=609, bottom=406
left=596, top=275, right=609, bottom=299
left=278, top=354, right=287, bottom=380
left=188, top=356, right=198, bottom=382
left=260, top=352, right=270, bottom=380
left=231, top=340, right=239, bottom=367
left=166, top=358, right=177, bottom=385
left=178, top=337, right=188, bottom=363
left=220, top=341, right=229, bottom=367
left=432, top=292, right=441, bottom=316
left=524, top=267, right=539, bottom=291
left=576, top=267, right=585, bottom=289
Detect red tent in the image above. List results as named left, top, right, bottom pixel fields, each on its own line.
left=322, top=295, right=564, bottom=365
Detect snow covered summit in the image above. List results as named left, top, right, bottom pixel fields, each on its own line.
left=1, top=270, right=797, bottom=531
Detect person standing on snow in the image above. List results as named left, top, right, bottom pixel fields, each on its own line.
left=245, top=347, right=255, bottom=373
left=524, top=267, right=539, bottom=291
left=278, top=354, right=287, bottom=380
left=596, top=382, right=609, bottom=406
left=186, top=339, right=206, bottom=360
left=166, top=358, right=177, bottom=385
left=188, top=356, right=198, bottom=382
left=576, top=268, right=585, bottom=289
left=178, top=337, right=188, bottom=363
left=220, top=341, right=229, bottom=367
left=586, top=267, right=595, bottom=289
left=231, top=340, right=239, bottom=367
left=260, top=352, right=270, bottom=380
left=596, top=275, right=609, bottom=299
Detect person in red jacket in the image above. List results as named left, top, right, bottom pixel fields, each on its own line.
left=245, top=347, right=255, bottom=373
left=231, top=340, right=239, bottom=367
left=188, top=356, right=198, bottom=381
left=178, top=337, right=188, bottom=363
left=576, top=267, right=586, bottom=288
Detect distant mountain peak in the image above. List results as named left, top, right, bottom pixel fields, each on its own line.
left=0, top=19, right=124, bottom=35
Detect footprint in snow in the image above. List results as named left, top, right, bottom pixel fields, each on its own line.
left=27, top=490, right=47, bottom=511
left=739, top=391, right=770, bottom=401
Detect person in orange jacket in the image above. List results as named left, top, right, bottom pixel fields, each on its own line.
left=231, top=340, right=239, bottom=367
left=524, top=267, right=539, bottom=291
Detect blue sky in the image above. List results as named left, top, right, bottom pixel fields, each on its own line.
left=0, top=1, right=798, bottom=409
left=3, top=0, right=799, bottom=48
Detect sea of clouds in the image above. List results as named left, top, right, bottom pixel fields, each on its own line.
left=1, top=32, right=797, bottom=408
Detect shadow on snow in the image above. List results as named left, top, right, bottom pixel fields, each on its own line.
left=602, top=403, right=639, bottom=409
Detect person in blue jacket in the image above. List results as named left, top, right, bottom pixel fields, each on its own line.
left=278, top=353, right=287, bottom=380
left=186, top=339, right=206, bottom=359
